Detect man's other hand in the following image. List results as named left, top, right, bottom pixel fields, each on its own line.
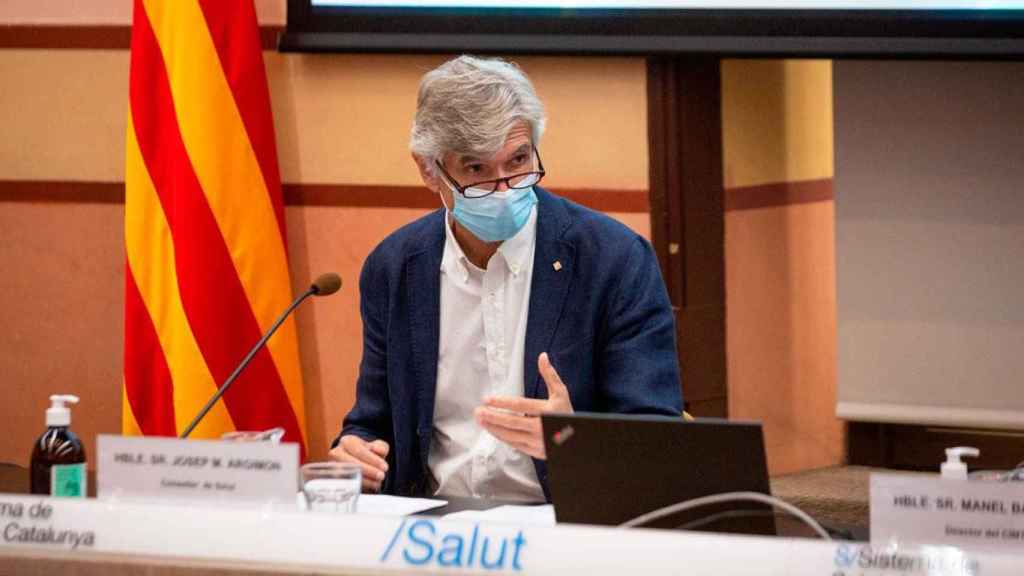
left=328, top=435, right=390, bottom=492
left=475, top=352, right=573, bottom=460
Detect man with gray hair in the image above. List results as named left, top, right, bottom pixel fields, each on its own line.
left=329, top=55, right=682, bottom=502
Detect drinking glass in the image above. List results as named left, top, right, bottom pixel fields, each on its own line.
left=220, top=427, right=285, bottom=443
left=300, top=462, right=361, bottom=513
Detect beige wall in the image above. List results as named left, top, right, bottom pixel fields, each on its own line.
left=722, top=60, right=834, bottom=189
left=0, top=1, right=840, bottom=478
left=722, top=59, right=843, bottom=475
left=0, top=50, right=649, bottom=188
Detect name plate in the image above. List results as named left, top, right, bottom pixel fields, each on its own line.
left=96, top=434, right=298, bottom=507
left=872, top=472, right=1024, bottom=552
left=2, top=494, right=1018, bottom=575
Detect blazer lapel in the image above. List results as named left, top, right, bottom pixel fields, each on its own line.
left=524, top=189, right=575, bottom=400
left=406, top=216, right=445, bottom=438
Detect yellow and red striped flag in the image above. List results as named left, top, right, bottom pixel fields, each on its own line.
left=123, top=0, right=306, bottom=457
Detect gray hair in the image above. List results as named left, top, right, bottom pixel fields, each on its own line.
left=410, top=55, right=546, bottom=171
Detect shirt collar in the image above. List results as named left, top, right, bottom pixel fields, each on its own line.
left=440, top=206, right=538, bottom=281
left=496, top=206, right=537, bottom=278
left=440, top=211, right=472, bottom=283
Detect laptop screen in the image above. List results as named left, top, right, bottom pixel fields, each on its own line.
left=542, top=412, right=775, bottom=535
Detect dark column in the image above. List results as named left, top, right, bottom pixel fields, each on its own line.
left=647, top=56, right=727, bottom=417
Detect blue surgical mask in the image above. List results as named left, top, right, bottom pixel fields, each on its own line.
left=444, top=184, right=537, bottom=243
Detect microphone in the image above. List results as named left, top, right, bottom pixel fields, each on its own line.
left=180, top=273, right=342, bottom=439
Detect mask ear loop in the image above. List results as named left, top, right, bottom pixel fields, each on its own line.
left=437, top=173, right=459, bottom=237
left=438, top=186, right=452, bottom=212
left=433, top=163, right=456, bottom=213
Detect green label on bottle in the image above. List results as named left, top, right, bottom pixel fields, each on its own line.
left=51, top=463, right=86, bottom=498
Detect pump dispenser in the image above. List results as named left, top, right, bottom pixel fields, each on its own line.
left=31, top=394, right=86, bottom=496
left=941, top=446, right=980, bottom=480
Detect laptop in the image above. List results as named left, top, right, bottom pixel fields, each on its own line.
left=541, top=412, right=775, bottom=535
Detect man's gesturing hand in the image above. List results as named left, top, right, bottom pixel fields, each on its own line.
left=327, top=435, right=390, bottom=492
left=474, top=352, right=573, bottom=460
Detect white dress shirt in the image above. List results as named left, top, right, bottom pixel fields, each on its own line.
left=428, top=207, right=545, bottom=503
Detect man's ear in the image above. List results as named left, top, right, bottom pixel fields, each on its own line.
left=412, top=153, right=441, bottom=194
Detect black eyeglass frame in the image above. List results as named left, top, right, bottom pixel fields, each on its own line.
left=434, top=146, right=546, bottom=199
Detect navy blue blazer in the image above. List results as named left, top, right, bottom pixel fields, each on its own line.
left=338, top=187, right=682, bottom=500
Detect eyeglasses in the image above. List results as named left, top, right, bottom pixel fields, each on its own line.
left=435, top=146, right=546, bottom=199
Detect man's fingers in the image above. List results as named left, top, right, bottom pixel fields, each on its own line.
left=476, top=406, right=539, bottom=433
left=339, top=436, right=389, bottom=476
left=484, top=395, right=547, bottom=415
left=349, top=439, right=390, bottom=472
left=476, top=413, right=536, bottom=444
left=503, top=437, right=545, bottom=460
left=342, top=459, right=386, bottom=486
left=368, top=439, right=391, bottom=459
left=327, top=444, right=348, bottom=463
left=476, top=408, right=546, bottom=459
left=362, top=476, right=383, bottom=492
left=477, top=416, right=545, bottom=459
left=487, top=424, right=534, bottom=447
left=538, top=352, right=569, bottom=399
left=330, top=444, right=387, bottom=485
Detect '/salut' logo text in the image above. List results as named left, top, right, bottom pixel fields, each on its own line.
left=380, top=519, right=526, bottom=571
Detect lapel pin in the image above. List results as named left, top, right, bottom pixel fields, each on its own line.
left=553, top=261, right=563, bottom=271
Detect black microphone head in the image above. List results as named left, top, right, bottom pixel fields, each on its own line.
left=311, top=273, right=342, bottom=296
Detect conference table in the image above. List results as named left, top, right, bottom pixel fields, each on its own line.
left=0, top=462, right=870, bottom=529
left=0, top=463, right=526, bottom=516
left=0, top=462, right=874, bottom=575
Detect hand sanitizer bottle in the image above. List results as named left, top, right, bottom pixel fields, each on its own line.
left=941, top=446, right=979, bottom=480
left=30, top=395, right=86, bottom=497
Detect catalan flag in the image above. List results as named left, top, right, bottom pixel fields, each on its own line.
left=123, top=0, right=306, bottom=457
